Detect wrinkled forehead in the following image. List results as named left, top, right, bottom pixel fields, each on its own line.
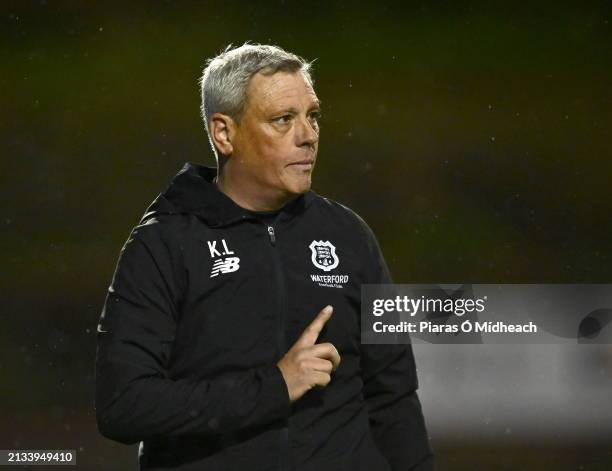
left=245, top=70, right=319, bottom=115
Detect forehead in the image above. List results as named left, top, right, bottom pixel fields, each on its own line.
left=245, top=70, right=319, bottom=113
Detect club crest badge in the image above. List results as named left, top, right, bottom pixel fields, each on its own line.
left=309, top=240, right=339, bottom=272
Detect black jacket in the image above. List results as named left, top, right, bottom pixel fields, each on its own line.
left=95, top=162, right=434, bottom=471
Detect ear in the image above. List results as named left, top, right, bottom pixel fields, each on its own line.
left=209, top=113, right=237, bottom=156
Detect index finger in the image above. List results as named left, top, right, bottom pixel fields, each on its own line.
left=296, top=305, right=333, bottom=347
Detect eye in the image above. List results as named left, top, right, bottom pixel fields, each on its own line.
left=309, top=111, right=321, bottom=125
left=273, top=114, right=292, bottom=125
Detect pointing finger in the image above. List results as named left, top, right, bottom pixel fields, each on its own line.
left=297, top=305, right=333, bottom=347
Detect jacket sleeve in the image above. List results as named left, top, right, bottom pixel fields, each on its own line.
left=358, top=219, right=434, bottom=470
left=95, top=219, right=291, bottom=445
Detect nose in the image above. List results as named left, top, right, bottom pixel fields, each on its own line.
left=295, top=114, right=318, bottom=150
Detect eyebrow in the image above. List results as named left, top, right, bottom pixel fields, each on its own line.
left=270, top=101, right=322, bottom=116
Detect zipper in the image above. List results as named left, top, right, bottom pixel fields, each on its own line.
left=267, top=225, right=276, bottom=245
left=266, top=222, right=289, bottom=470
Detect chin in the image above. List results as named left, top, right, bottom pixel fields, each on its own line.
left=281, top=172, right=312, bottom=195
left=284, top=176, right=312, bottom=195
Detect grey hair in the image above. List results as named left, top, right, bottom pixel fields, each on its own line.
left=198, top=42, right=315, bottom=161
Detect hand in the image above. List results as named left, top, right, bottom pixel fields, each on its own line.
left=277, top=305, right=341, bottom=403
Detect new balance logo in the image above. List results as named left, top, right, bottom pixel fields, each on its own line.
left=210, top=257, right=241, bottom=277
left=207, top=239, right=240, bottom=278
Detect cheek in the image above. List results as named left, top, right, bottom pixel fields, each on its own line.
left=243, top=125, right=294, bottom=177
left=259, top=138, right=292, bottom=169
left=242, top=133, right=278, bottom=167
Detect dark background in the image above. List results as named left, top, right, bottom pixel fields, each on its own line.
left=2, top=1, right=611, bottom=469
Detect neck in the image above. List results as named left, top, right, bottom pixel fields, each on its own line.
left=214, top=167, right=296, bottom=212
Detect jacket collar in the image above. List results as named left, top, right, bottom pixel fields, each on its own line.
left=157, top=161, right=315, bottom=227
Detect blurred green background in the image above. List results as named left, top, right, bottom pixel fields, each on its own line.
left=2, top=1, right=611, bottom=469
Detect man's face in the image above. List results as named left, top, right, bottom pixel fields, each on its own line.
left=231, top=70, right=320, bottom=197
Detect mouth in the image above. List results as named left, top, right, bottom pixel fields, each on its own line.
left=288, top=158, right=315, bottom=170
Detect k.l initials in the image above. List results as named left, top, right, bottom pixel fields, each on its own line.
left=207, top=239, right=234, bottom=258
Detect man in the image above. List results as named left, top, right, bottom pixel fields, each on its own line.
left=95, top=43, right=434, bottom=470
